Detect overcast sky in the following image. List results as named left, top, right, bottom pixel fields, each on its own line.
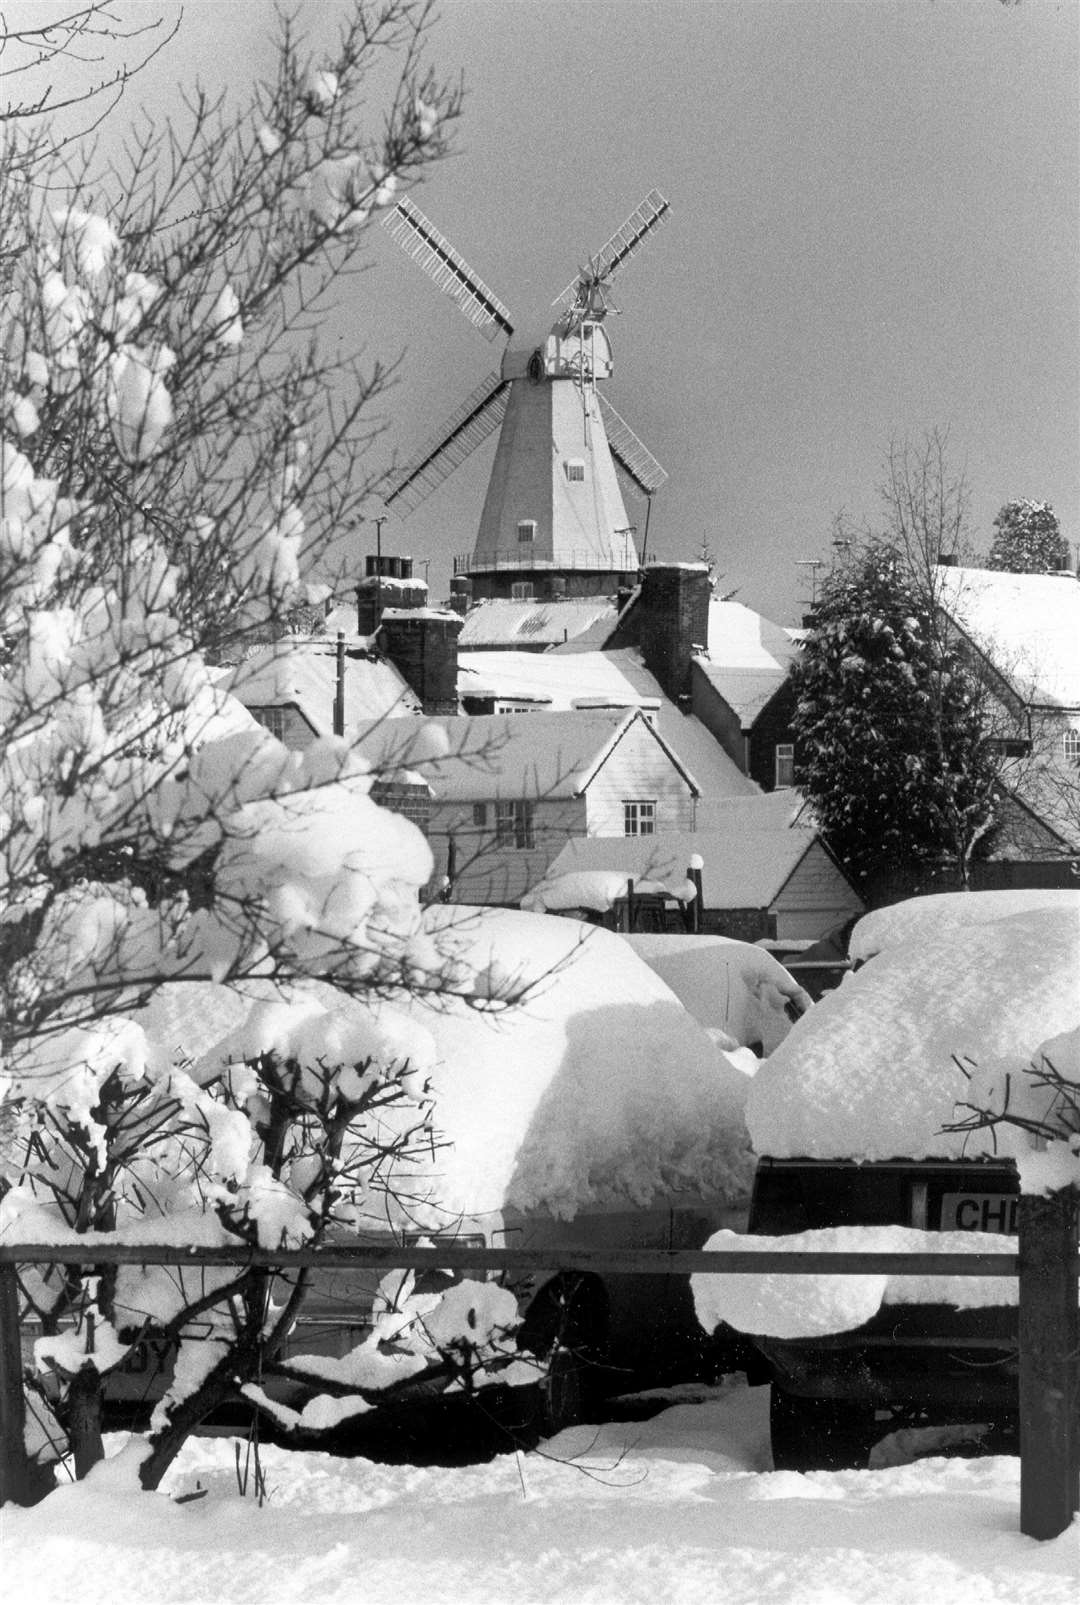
left=15, top=0, right=1079, bottom=624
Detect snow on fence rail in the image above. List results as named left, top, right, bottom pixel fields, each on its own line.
left=2, top=1203, right=1076, bottom=1540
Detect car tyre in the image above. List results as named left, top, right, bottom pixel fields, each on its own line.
left=519, top=1275, right=608, bottom=1437
left=769, top=1385, right=877, bottom=1472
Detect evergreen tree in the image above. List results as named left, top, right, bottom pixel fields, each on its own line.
left=987, top=500, right=1068, bottom=574
left=792, top=544, right=1001, bottom=892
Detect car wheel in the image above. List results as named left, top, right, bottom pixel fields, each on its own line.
left=519, top=1275, right=608, bottom=1437
left=769, top=1385, right=877, bottom=1471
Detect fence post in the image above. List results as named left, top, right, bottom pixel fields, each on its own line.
left=1018, top=1190, right=1079, bottom=1540
left=0, top=1262, right=50, bottom=1507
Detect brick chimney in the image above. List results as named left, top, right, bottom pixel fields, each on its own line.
left=377, top=608, right=463, bottom=715
left=637, top=562, right=711, bottom=705
left=356, top=554, right=428, bottom=634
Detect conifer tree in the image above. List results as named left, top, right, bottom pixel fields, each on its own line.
left=987, top=500, right=1069, bottom=574
left=792, top=543, right=1001, bottom=894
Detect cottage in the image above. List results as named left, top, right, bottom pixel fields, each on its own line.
left=935, top=565, right=1080, bottom=877
left=530, top=811, right=863, bottom=944
left=689, top=600, right=802, bottom=792
left=355, top=708, right=700, bottom=906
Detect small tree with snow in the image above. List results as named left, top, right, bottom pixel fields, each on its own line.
left=0, top=3, right=537, bottom=1501
left=987, top=500, right=1069, bottom=575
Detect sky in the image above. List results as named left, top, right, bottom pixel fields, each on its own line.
left=10, top=0, right=1078, bottom=626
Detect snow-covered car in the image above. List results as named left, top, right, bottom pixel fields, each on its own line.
left=691, top=889, right=1080, bottom=1470
left=81, top=912, right=806, bottom=1435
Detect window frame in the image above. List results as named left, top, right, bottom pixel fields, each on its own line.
left=495, top=799, right=535, bottom=850
left=516, top=519, right=537, bottom=544
left=622, top=799, right=657, bottom=837
left=774, top=742, right=796, bottom=789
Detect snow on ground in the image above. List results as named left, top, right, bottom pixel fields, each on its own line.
left=3, top=1383, right=1075, bottom=1605
left=747, top=901, right=1080, bottom=1161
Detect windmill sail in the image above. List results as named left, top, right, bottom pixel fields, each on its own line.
left=384, top=372, right=509, bottom=511
left=598, top=395, right=668, bottom=496
left=553, top=190, right=670, bottom=315
left=383, top=198, right=514, bottom=342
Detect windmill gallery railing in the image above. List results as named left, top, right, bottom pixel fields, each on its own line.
left=1, top=1196, right=1076, bottom=1539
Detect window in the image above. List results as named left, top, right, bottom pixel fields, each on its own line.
left=472, top=803, right=488, bottom=828
left=1064, top=730, right=1080, bottom=766
left=495, top=800, right=535, bottom=849
left=774, top=743, right=795, bottom=789
left=510, top=581, right=535, bottom=601
left=252, top=706, right=288, bottom=742
left=564, top=460, right=585, bottom=483
left=985, top=737, right=1032, bottom=758
left=516, top=520, right=537, bottom=544
left=623, top=799, right=656, bottom=837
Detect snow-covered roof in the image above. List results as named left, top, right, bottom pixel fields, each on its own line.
left=538, top=822, right=826, bottom=910
left=224, top=639, right=420, bottom=733
left=354, top=708, right=699, bottom=801
left=694, top=600, right=800, bottom=726
left=936, top=566, right=1080, bottom=708
left=457, top=597, right=619, bottom=649
left=458, top=647, right=759, bottom=801
left=746, top=895, right=1080, bottom=1162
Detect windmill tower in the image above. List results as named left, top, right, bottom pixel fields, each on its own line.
left=382, top=191, right=670, bottom=601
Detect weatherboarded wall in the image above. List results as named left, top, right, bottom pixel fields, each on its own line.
left=772, top=840, right=865, bottom=939
left=428, top=797, right=585, bottom=905
left=583, top=718, right=697, bottom=836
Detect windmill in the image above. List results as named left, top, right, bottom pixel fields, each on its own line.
left=382, top=190, right=670, bottom=600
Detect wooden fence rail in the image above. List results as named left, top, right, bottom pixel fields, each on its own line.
left=1, top=1200, right=1076, bottom=1539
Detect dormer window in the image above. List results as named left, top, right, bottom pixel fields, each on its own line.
left=517, top=520, right=536, bottom=543
left=564, top=460, right=585, bottom=483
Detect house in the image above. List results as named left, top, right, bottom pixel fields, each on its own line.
left=456, top=644, right=759, bottom=815
left=935, top=564, right=1080, bottom=877
left=689, top=600, right=803, bottom=792
left=354, top=708, right=701, bottom=905
left=223, top=635, right=431, bottom=825
left=529, top=808, right=864, bottom=944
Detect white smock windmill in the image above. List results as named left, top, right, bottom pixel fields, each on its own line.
left=382, top=191, right=670, bottom=596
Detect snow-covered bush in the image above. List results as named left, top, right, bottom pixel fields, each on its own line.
left=0, top=2, right=503, bottom=1500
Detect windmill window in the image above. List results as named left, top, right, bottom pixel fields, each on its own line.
left=564, top=460, right=586, bottom=483
left=623, top=799, right=656, bottom=837
left=774, top=743, right=796, bottom=789
left=517, top=520, right=537, bottom=544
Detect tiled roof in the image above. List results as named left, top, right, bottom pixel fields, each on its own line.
left=694, top=600, right=800, bottom=726
left=936, top=567, right=1080, bottom=708
left=458, top=647, right=758, bottom=800
left=458, top=597, right=619, bottom=649
left=224, top=638, right=420, bottom=734
left=354, top=708, right=697, bottom=801
left=542, top=822, right=821, bottom=908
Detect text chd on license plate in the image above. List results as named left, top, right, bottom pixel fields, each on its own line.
left=939, top=1193, right=1018, bottom=1234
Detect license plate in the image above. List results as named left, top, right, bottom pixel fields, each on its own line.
left=939, top=1193, right=1018, bottom=1234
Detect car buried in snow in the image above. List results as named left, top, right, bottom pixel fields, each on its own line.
left=705, top=889, right=1080, bottom=1472
left=29, top=914, right=810, bottom=1442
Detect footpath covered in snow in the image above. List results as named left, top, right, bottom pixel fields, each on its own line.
left=2, top=1382, right=1076, bottom=1605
